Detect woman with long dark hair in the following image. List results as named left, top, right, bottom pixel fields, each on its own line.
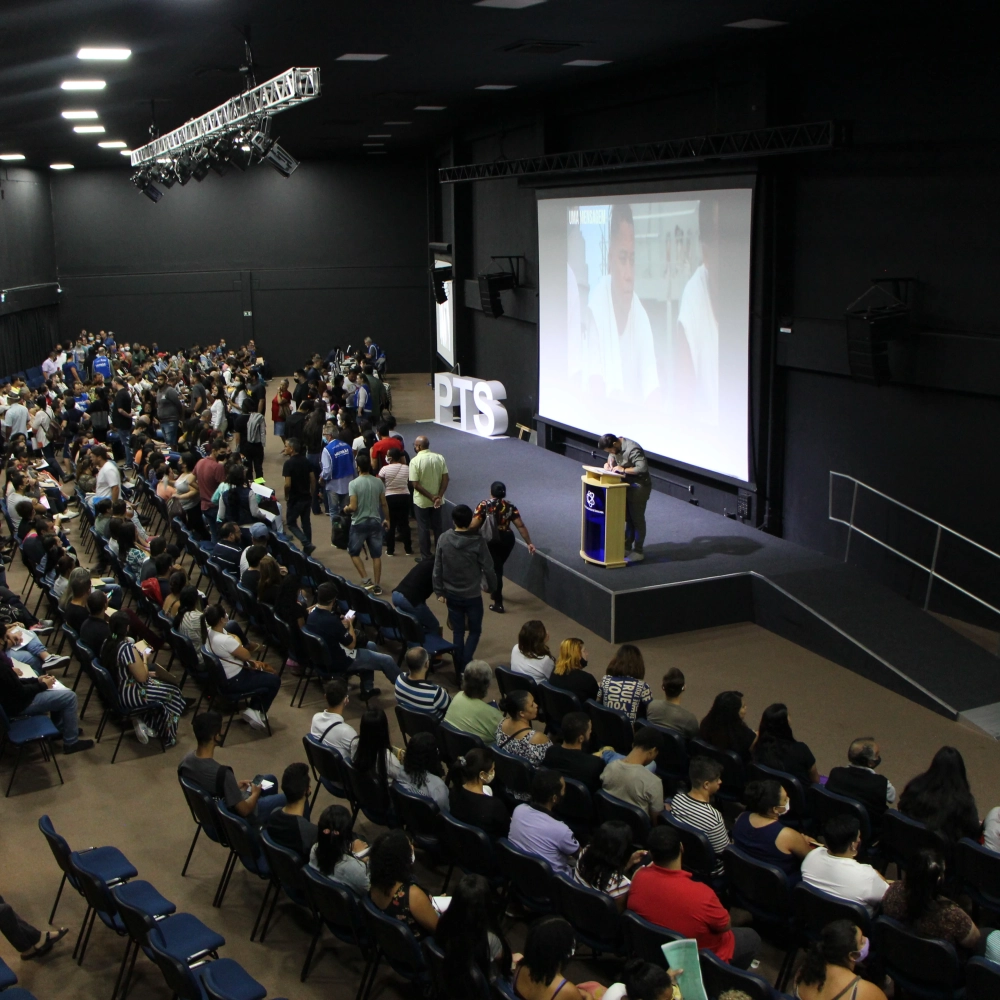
left=510, top=619, right=555, bottom=682
left=447, top=748, right=511, bottom=838
left=351, top=707, right=405, bottom=807
left=512, top=916, right=603, bottom=1000
left=436, top=874, right=514, bottom=993
left=115, top=520, right=147, bottom=576
left=471, top=480, right=536, bottom=614
left=793, top=919, right=886, bottom=1000
left=173, top=585, right=204, bottom=648
left=308, top=804, right=370, bottom=894
left=599, top=644, right=653, bottom=722
left=100, top=610, right=186, bottom=747
left=573, top=821, right=647, bottom=911
left=495, top=689, right=551, bottom=768
left=898, top=746, right=982, bottom=842
left=733, top=779, right=816, bottom=881
left=367, top=829, right=438, bottom=939
left=751, top=703, right=820, bottom=785
left=699, top=690, right=756, bottom=762
left=396, top=731, right=448, bottom=809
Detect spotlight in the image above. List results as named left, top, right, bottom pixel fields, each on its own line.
left=263, top=142, right=299, bottom=177
left=191, top=147, right=211, bottom=181
left=206, top=140, right=228, bottom=176
left=156, top=163, right=177, bottom=189
left=175, top=152, right=194, bottom=185
left=228, top=136, right=254, bottom=170
left=249, top=130, right=275, bottom=157
left=131, top=169, right=162, bottom=203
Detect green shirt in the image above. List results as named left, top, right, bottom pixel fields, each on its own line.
left=408, top=450, right=448, bottom=509
left=349, top=474, right=385, bottom=521
left=444, top=692, right=502, bottom=745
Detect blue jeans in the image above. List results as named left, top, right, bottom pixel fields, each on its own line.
left=160, top=420, right=179, bottom=448
left=601, top=749, right=658, bottom=773
left=392, top=591, right=441, bottom=636
left=348, top=517, right=383, bottom=558
left=21, top=687, right=81, bottom=745
left=223, top=668, right=281, bottom=714
left=203, top=505, right=220, bottom=544
left=99, top=583, right=123, bottom=610
left=347, top=643, right=401, bottom=693
left=444, top=593, right=484, bottom=674
left=326, top=492, right=348, bottom=518
left=11, top=636, right=50, bottom=672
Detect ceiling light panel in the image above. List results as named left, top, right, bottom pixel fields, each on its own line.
left=0, top=154, right=26, bottom=161
left=61, top=110, right=99, bottom=119
left=77, top=47, right=131, bottom=60
left=476, top=84, right=517, bottom=90
left=725, top=18, right=787, bottom=29
left=564, top=59, right=612, bottom=67
left=98, top=141, right=127, bottom=148
left=337, top=53, right=388, bottom=61
left=474, top=0, right=548, bottom=7
left=73, top=125, right=106, bottom=133
left=50, top=163, right=75, bottom=170
left=414, top=105, right=446, bottom=111
left=368, top=134, right=391, bottom=138
left=120, top=150, right=133, bottom=156
left=61, top=80, right=106, bottom=90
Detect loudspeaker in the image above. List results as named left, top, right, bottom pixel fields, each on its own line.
left=845, top=305, right=909, bottom=384
left=478, top=271, right=516, bottom=318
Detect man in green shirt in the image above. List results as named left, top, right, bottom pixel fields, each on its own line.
left=346, top=452, right=390, bottom=595
left=443, top=660, right=502, bottom=745
left=408, top=435, right=449, bottom=562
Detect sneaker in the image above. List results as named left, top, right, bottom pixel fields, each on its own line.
left=361, top=577, right=373, bottom=588
left=628, top=550, right=645, bottom=562
left=369, top=584, right=383, bottom=596
left=30, top=624, right=54, bottom=634
left=242, top=708, right=267, bottom=731
left=58, top=510, right=80, bottom=520
left=44, top=654, right=70, bottom=669
left=304, top=543, right=316, bottom=555
left=489, top=603, right=505, bottom=614
left=133, top=718, right=149, bottom=744
left=359, top=687, right=382, bottom=701
left=64, top=738, right=95, bottom=755
left=385, top=551, right=395, bottom=557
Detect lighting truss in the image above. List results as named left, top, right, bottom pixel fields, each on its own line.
left=130, top=67, right=320, bottom=167
left=438, top=121, right=844, bottom=182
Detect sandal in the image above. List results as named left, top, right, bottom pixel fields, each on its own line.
left=22, top=926, right=69, bottom=959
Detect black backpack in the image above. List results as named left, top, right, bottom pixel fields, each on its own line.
left=331, top=512, right=351, bottom=550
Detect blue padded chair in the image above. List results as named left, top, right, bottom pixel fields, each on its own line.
left=437, top=811, right=500, bottom=890
left=213, top=802, right=272, bottom=937
left=495, top=665, right=537, bottom=702
left=201, top=645, right=272, bottom=744
left=688, top=738, right=746, bottom=803
left=881, top=809, right=951, bottom=873
left=552, top=871, right=623, bottom=957
left=302, top=734, right=352, bottom=810
left=300, top=866, right=370, bottom=984
left=437, top=721, right=484, bottom=764
left=257, top=830, right=311, bottom=943
left=393, top=608, right=458, bottom=666
left=178, top=774, right=232, bottom=889
left=967, top=956, right=1000, bottom=1000
left=38, top=814, right=137, bottom=925
left=874, top=915, right=964, bottom=1000
left=535, top=680, right=582, bottom=734
left=360, top=896, right=430, bottom=1000
left=0, top=955, right=17, bottom=989
left=146, top=929, right=266, bottom=1000
left=585, top=699, right=633, bottom=755
left=955, top=836, right=1000, bottom=914
left=496, top=837, right=556, bottom=914
left=0, top=702, right=64, bottom=797
left=390, top=782, right=441, bottom=855
left=1, top=989, right=38, bottom=999
left=620, top=909, right=683, bottom=967
left=699, top=948, right=775, bottom=1000
left=594, top=789, right=650, bottom=848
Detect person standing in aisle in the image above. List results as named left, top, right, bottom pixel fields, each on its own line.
left=470, top=481, right=536, bottom=614
left=378, top=447, right=412, bottom=556
left=409, top=435, right=448, bottom=562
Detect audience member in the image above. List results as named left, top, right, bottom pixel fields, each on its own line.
left=496, top=689, right=552, bottom=766
left=826, top=737, right=896, bottom=832
left=390, top=557, right=441, bottom=636
left=699, top=690, right=756, bottom=762
left=734, top=779, right=816, bottom=880
left=265, top=763, right=317, bottom=863
left=308, top=804, right=370, bottom=894
left=509, top=770, right=579, bottom=876
left=396, top=731, right=448, bottom=809
left=309, top=677, right=358, bottom=761
left=599, top=727, right=665, bottom=819
left=751, top=702, right=820, bottom=785
left=448, top=748, right=511, bottom=838
left=409, top=435, right=448, bottom=562
left=344, top=451, right=385, bottom=588
left=550, top=637, right=599, bottom=702
left=801, top=815, right=890, bottom=912
left=79, top=590, right=112, bottom=653
left=240, top=543, right=267, bottom=593
left=510, top=619, right=555, bottom=682
left=367, top=829, right=438, bottom=939
left=604, top=960, right=678, bottom=1000
left=670, top=756, right=731, bottom=868
left=793, top=920, right=887, bottom=1000
left=0, top=892, right=68, bottom=961
left=644, top=666, right=699, bottom=739
left=512, top=917, right=603, bottom=1000
left=544, top=711, right=606, bottom=792
left=628, top=825, right=761, bottom=969
left=213, top=522, right=244, bottom=574
left=443, top=660, right=503, bottom=745
left=574, top=820, right=647, bottom=910
left=351, top=707, right=405, bottom=808
left=898, top=745, right=982, bottom=843
left=393, top=646, right=449, bottom=720
left=599, top=644, right=653, bottom=722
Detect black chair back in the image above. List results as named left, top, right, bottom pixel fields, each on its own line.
left=967, top=956, right=1000, bottom=1000
left=722, top=845, right=793, bottom=925
left=806, top=784, right=873, bottom=849
left=747, top=761, right=808, bottom=823
left=699, top=948, right=774, bottom=1000
left=146, top=928, right=204, bottom=1000
left=496, top=837, right=556, bottom=913
left=585, top=699, right=633, bottom=756
left=438, top=721, right=485, bottom=763
left=620, top=909, right=683, bottom=967
left=301, top=866, right=365, bottom=946
left=792, top=881, right=871, bottom=939
left=637, top=720, right=689, bottom=783
left=259, top=830, right=309, bottom=903
left=302, top=735, right=351, bottom=805
left=214, top=802, right=267, bottom=876
left=390, top=783, right=441, bottom=853
left=343, top=759, right=393, bottom=827
left=178, top=775, right=229, bottom=846
left=490, top=746, right=534, bottom=805
left=422, top=937, right=491, bottom=1000
left=394, top=704, right=441, bottom=745
left=661, top=812, right=717, bottom=878
left=553, top=776, right=595, bottom=834
left=361, top=896, right=428, bottom=983
left=956, top=837, right=1000, bottom=912
left=494, top=665, right=537, bottom=701
left=594, top=789, right=650, bottom=848
left=881, top=810, right=950, bottom=871
left=437, top=811, right=498, bottom=879
left=874, top=915, right=963, bottom=997
left=535, top=681, right=582, bottom=731
left=552, top=872, right=622, bottom=955
left=688, top=738, right=745, bottom=801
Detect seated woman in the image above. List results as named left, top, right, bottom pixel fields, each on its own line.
left=395, top=731, right=448, bottom=810
left=751, top=703, right=820, bottom=786
left=699, top=690, right=757, bottom=763
left=898, top=746, right=982, bottom=843
left=510, top=620, right=555, bottom=683
left=116, top=521, right=148, bottom=577
left=203, top=603, right=279, bottom=731
left=443, top=660, right=503, bottom=746
left=367, top=829, right=438, bottom=940
left=100, top=610, right=186, bottom=748
left=549, top=637, right=598, bottom=703
left=174, top=452, right=205, bottom=537
left=573, top=821, right=648, bottom=912
left=435, top=873, right=515, bottom=993
left=308, top=804, right=370, bottom=895
left=881, top=848, right=996, bottom=956
left=793, top=919, right=887, bottom=1000
left=598, top=644, right=653, bottom=723
left=512, top=916, right=605, bottom=1000
left=161, top=570, right=187, bottom=618
left=734, top=779, right=816, bottom=881
left=48, top=553, right=78, bottom=601
left=495, top=690, right=552, bottom=768
left=447, top=747, right=511, bottom=838
left=604, top=960, right=680, bottom=1000
left=173, top=586, right=205, bottom=648
left=351, top=707, right=405, bottom=813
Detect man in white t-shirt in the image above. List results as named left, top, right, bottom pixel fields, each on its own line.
left=308, top=677, right=358, bottom=762
left=801, top=814, right=890, bottom=913
left=92, top=445, right=121, bottom=503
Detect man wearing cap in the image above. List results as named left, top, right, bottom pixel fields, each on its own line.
left=240, top=522, right=271, bottom=575
left=2, top=391, right=29, bottom=441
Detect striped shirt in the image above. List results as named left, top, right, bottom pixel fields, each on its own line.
left=394, top=674, right=450, bottom=720
left=670, top=791, right=731, bottom=869
left=378, top=462, right=411, bottom=497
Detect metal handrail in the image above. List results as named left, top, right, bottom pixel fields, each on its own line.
left=828, top=470, right=1000, bottom=620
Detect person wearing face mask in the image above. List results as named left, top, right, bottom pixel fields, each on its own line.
left=733, top=779, right=818, bottom=882
left=549, top=637, right=599, bottom=703
left=367, top=829, right=438, bottom=939
left=826, top=738, right=896, bottom=837
left=801, top=815, right=891, bottom=914
left=447, top=748, right=511, bottom=838
left=793, top=919, right=886, bottom=1000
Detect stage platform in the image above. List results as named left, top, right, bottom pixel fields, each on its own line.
left=402, top=421, right=1000, bottom=735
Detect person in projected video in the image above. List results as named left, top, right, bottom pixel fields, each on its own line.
left=582, top=203, right=659, bottom=401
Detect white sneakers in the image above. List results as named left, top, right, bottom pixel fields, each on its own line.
left=132, top=719, right=154, bottom=744
left=241, top=708, right=267, bottom=730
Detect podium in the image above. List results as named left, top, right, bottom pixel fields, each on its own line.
left=580, top=466, right=628, bottom=568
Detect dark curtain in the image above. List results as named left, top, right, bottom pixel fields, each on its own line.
left=0, top=305, right=60, bottom=378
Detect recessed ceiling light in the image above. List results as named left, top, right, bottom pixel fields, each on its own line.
left=367, top=151, right=388, bottom=155
left=563, top=59, right=612, bottom=67
left=337, top=53, right=388, bottom=61
left=368, top=134, right=391, bottom=138
left=61, top=80, right=106, bottom=90
left=50, top=163, right=75, bottom=170
left=476, top=84, right=517, bottom=90
left=474, top=0, right=548, bottom=8
left=73, top=125, right=106, bottom=133
left=725, top=18, right=787, bottom=29
left=61, top=110, right=99, bottom=119
left=98, top=140, right=127, bottom=148
left=0, top=153, right=26, bottom=161
left=77, top=47, right=131, bottom=60
left=363, top=142, right=385, bottom=147
left=119, top=150, right=133, bottom=156
left=384, top=121, right=411, bottom=125
left=414, top=105, right=446, bottom=111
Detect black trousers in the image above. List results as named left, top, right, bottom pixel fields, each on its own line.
left=0, top=893, right=41, bottom=952
left=385, top=494, right=412, bottom=555
left=242, top=443, right=264, bottom=481
left=487, top=531, right=516, bottom=603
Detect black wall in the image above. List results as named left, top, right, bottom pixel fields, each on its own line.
left=50, top=159, right=431, bottom=370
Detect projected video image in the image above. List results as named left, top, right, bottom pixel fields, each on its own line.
left=537, top=187, right=752, bottom=481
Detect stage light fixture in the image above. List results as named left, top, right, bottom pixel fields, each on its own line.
left=191, top=147, right=211, bottom=181
left=263, top=142, right=299, bottom=177
left=205, top=141, right=228, bottom=176
left=228, top=138, right=253, bottom=170
left=155, top=163, right=177, bottom=188
left=250, top=130, right=275, bottom=157
left=175, top=152, right=194, bottom=185
left=131, top=168, right=162, bottom=202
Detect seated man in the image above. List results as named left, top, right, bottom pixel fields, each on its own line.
left=178, top=711, right=285, bottom=824
left=543, top=711, right=606, bottom=793
left=826, top=737, right=896, bottom=834
left=265, top=762, right=317, bottom=863
left=644, top=666, right=699, bottom=739
left=509, top=769, right=579, bottom=876
left=800, top=814, right=890, bottom=912
left=79, top=590, right=112, bottom=654
left=669, top=756, right=730, bottom=873
left=239, top=523, right=271, bottom=576
left=212, top=521, right=244, bottom=574
left=309, top=677, right=358, bottom=761
left=599, top=726, right=665, bottom=820
left=393, top=646, right=449, bottom=720
left=305, top=582, right=400, bottom=699
left=628, top=825, right=761, bottom=970
left=240, top=543, right=267, bottom=593
left=0, top=636, right=93, bottom=754
left=391, top=557, right=441, bottom=636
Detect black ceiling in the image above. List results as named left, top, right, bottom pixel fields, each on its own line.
left=0, top=0, right=854, bottom=171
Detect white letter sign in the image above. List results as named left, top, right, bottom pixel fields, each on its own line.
left=434, top=372, right=509, bottom=438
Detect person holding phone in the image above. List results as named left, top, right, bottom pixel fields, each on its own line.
left=100, top=610, right=187, bottom=748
